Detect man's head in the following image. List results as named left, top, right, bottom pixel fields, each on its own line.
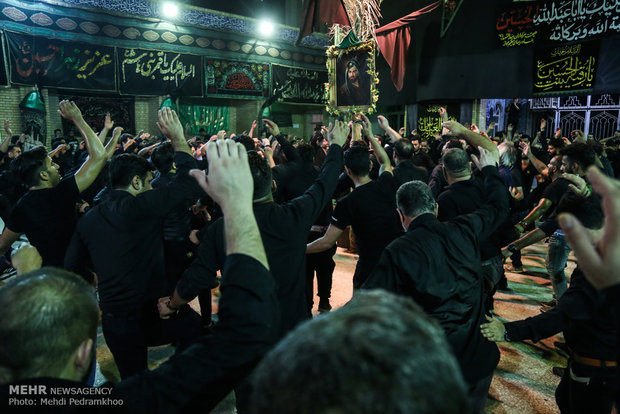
left=296, top=143, right=315, bottom=165
left=7, top=144, right=22, bottom=159
left=53, top=129, right=62, bottom=138
left=108, top=153, right=154, bottom=194
left=396, top=180, right=436, bottom=230
left=10, top=146, right=60, bottom=188
left=0, top=268, right=99, bottom=384
left=393, top=139, right=413, bottom=163
left=547, top=137, right=565, bottom=156
left=411, top=137, right=421, bottom=152
left=198, top=128, right=207, bottom=138
left=442, top=148, right=471, bottom=183
left=497, top=142, right=517, bottom=167
left=150, top=142, right=175, bottom=174
left=233, top=134, right=255, bottom=152
left=547, top=155, right=563, bottom=176
left=560, top=143, right=596, bottom=175
left=346, top=59, right=360, bottom=83
left=251, top=290, right=467, bottom=414
left=247, top=150, right=273, bottom=201
left=420, top=140, right=429, bottom=152
left=343, top=143, right=371, bottom=179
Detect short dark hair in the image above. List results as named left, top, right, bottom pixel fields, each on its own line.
left=108, top=153, right=153, bottom=189
left=150, top=142, right=174, bottom=174
left=247, top=150, right=272, bottom=200
left=234, top=134, right=255, bottom=152
left=393, top=139, right=414, bottom=159
left=396, top=181, right=435, bottom=217
left=0, top=268, right=98, bottom=382
left=560, top=143, right=596, bottom=171
left=442, top=148, right=470, bottom=177
left=344, top=144, right=370, bottom=177
left=548, top=137, right=565, bottom=149
left=296, top=143, right=315, bottom=164
left=251, top=290, right=468, bottom=414
left=10, top=146, right=47, bottom=187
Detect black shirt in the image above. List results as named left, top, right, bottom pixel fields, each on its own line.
left=331, top=172, right=403, bottom=264
left=7, top=176, right=80, bottom=267
left=176, top=145, right=343, bottom=335
left=541, top=177, right=571, bottom=213
left=65, top=152, right=199, bottom=315
left=363, top=166, right=510, bottom=383
left=506, top=267, right=617, bottom=361
left=393, top=161, right=429, bottom=187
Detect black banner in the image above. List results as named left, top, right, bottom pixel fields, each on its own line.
left=534, top=0, right=620, bottom=43
left=6, top=32, right=115, bottom=91
left=495, top=3, right=539, bottom=48
left=417, top=104, right=459, bottom=139
left=271, top=64, right=327, bottom=104
left=205, top=59, right=269, bottom=98
left=0, top=38, right=7, bottom=86
left=533, top=41, right=600, bottom=93
left=119, top=48, right=203, bottom=96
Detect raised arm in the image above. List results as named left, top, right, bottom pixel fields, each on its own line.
left=156, top=108, right=192, bottom=156
left=520, top=142, right=549, bottom=179
left=98, top=113, right=114, bottom=144
left=362, top=114, right=392, bottom=175
left=377, top=115, right=402, bottom=144
left=58, top=101, right=106, bottom=193
left=442, top=120, right=498, bottom=155
left=105, top=127, right=124, bottom=159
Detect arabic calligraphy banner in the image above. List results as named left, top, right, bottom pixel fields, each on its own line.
left=534, top=0, right=620, bottom=43
left=495, top=3, right=539, bottom=48
left=534, top=41, right=600, bottom=93
left=118, top=48, right=203, bottom=96
left=6, top=32, right=115, bottom=91
left=205, top=59, right=269, bottom=98
left=271, top=64, right=327, bottom=105
left=416, top=104, right=459, bottom=139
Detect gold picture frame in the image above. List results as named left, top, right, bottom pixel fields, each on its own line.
left=325, top=40, right=378, bottom=117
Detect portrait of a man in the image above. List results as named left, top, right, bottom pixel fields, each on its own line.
left=336, top=52, right=371, bottom=107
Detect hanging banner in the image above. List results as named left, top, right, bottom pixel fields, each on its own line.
left=495, top=3, right=539, bottom=48
left=533, top=41, right=600, bottom=94
left=205, top=58, right=269, bottom=99
left=534, top=0, right=620, bottom=43
left=271, top=64, right=327, bottom=105
left=6, top=32, right=115, bottom=91
left=118, top=48, right=203, bottom=96
left=0, top=36, right=7, bottom=87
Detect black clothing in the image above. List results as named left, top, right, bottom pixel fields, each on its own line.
left=505, top=267, right=616, bottom=361
left=541, top=177, right=571, bottom=214
left=393, top=161, right=428, bottom=187
left=363, top=165, right=509, bottom=384
left=0, top=254, right=279, bottom=413
left=428, top=163, right=447, bottom=198
left=65, top=152, right=198, bottom=315
left=412, top=150, right=435, bottom=171
left=176, top=145, right=343, bottom=335
left=7, top=176, right=80, bottom=267
left=331, top=171, right=403, bottom=286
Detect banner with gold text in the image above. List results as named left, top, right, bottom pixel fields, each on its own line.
left=271, top=64, right=327, bottom=104
left=533, top=41, right=600, bottom=93
left=495, top=3, right=539, bottom=48
left=118, top=48, right=203, bottom=96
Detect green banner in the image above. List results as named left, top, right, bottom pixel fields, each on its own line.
left=177, top=103, right=229, bottom=136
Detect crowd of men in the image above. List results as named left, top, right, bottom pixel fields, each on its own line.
left=0, top=101, right=619, bottom=413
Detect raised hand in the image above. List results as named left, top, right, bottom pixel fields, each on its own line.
left=519, top=142, right=530, bottom=157
left=471, top=146, right=499, bottom=170
left=441, top=120, right=468, bottom=137
left=326, top=120, right=350, bottom=147
left=156, top=107, right=184, bottom=141
left=438, top=107, right=448, bottom=121
left=377, top=115, right=389, bottom=130
left=540, top=119, right=546, bottom=131
left=263, top=119, right=280, bottom=136
left=104, top=113, right=114, bottom=130
left=189, top=140, right=253, bottom=212
left=58, top=100, right=83, bottom=121
left=559, top=167, right=620, bottom=289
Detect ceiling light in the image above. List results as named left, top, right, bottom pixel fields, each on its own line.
left=258, top=20, right=274, bottom=37
left=162, top=2, right=179, bottom=18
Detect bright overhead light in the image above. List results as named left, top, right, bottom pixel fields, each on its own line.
left=162, top=2, right=179, bottom=18
left=258, top=20, right=274, bottom=37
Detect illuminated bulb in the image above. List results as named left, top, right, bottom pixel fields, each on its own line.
left=162, top=2, right=179, bottom=18
left=258, top=20, right=274, bottom=37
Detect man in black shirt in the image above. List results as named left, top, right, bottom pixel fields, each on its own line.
left=0, top=139, right=280, bottom=413
left=363, top=121, right=507, bottom=413
left=307, top=115, right=403, bottom=289
left=0, top=101, right=107, bottom=267
left=64, top=108, right=202, bottom=379
left=160, top=119, right=348, bottom=336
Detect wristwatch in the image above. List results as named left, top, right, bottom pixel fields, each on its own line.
left=507, top=244, right=518, bottom=253
left=504, top=330, right=511, bottom=342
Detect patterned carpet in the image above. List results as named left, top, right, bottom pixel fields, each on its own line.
left=90, top=242, right=604, bottom=413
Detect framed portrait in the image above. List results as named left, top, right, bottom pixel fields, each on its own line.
left=326, top=41, right=378, bottom=116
